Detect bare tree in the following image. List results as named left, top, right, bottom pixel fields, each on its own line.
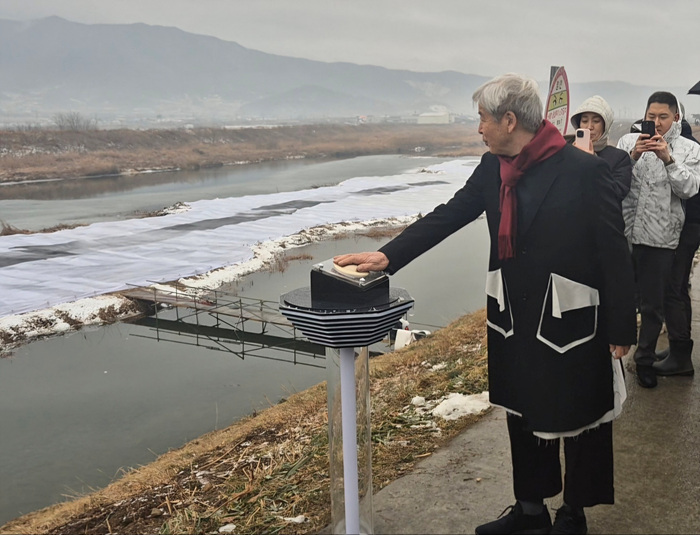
left=52, top=112, right=99, bottom=131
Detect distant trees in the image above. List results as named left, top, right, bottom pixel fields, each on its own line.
left=8, top=123, right=44, bottom=132
left=52, top=112, right=99, bottom=131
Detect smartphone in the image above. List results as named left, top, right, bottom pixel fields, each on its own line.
left=641, top=120, right=656, bottom=138
left=574, top=128, right=591, bottom=150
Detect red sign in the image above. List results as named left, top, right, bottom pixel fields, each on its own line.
left=545, top=66, right=569, bottom=135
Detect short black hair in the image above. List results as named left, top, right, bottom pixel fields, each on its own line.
left=646, top=91, right=678, bottom=114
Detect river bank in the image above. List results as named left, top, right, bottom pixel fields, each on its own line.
left=0, top=133, right=491, bottom=533
left=0, top=207, right=492, bottom=534
left=0, top=218, right=492, bottom=534
left=0, top=211, right=491, bottom=534
left=0, top=301, right=490, bottom=535
left=0, top=123, right=483, bottom=184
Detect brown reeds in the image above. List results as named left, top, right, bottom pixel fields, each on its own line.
left=0, top=124, right=485, bottom=184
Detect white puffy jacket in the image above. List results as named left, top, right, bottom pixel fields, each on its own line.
left=617, top=121, right=700, bottom=248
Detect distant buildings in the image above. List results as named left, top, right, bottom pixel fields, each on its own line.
left=417, top=112, right=452, bottom=125
left=356, top=111, right=461, bottom=126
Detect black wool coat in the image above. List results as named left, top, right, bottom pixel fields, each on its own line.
left=380, top=144, right=637, bottom=433
left=596, top=145, right=632, bottom=202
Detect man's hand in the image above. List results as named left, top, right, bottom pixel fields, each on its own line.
left=333, top=252, right=389, bottom=273
left=631, top=133, right=655, bottom=160
left=610, top=345, right=631, bottom=359
left=632, top=134, right=672, bottom=164
left=648, top=135, right=673, bottom=164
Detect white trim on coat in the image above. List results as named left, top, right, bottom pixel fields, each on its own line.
left=536, top=273, right=600, bottom=354
left=485, top=268, right=514, bottom=338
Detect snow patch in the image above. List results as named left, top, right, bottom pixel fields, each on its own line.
left=0, top=295, right=141, bottom=355
left=174, top=215, right=418, bottom=292
left=431, top=392, right=491, bottom=421
left=281, top=515, right=308, bottom=524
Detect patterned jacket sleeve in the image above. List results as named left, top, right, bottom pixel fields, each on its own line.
left=666, top=139, right=700, bottom=199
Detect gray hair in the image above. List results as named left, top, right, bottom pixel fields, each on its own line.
left=472, top=73, right=543, bottom=133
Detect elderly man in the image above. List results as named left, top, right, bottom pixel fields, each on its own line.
left=617, top=92, right=700, bottom=388
left=335, top=73, right=636, bottom=534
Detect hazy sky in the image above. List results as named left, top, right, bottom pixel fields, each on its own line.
left=1, top=0, right=699, bottom=90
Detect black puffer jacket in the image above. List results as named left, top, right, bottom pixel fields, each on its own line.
left=597, top=145, right=632, bottom=202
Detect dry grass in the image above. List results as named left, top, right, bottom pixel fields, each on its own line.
left=269, top=253, right=315, bottom=274
left=356, top=222, right=411, bottom=240
left=0, top=124, right=485, bottom=183
left=0, top=309, right=488, bottom=535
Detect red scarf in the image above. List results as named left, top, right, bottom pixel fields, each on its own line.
left=497, top=120, right=566, bottom=260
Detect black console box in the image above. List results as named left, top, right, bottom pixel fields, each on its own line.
left=310, top=259, right=390, bottom=310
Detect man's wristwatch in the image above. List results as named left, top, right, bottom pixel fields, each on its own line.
left=665, top=156, right=675, bottom=166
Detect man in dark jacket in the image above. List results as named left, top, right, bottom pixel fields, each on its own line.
left=335, top=73, right=637, bottom=535
left=654, top=110, right=700, bottom=376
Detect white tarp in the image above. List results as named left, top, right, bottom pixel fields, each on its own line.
left=0, top=159, right=479, bottom=317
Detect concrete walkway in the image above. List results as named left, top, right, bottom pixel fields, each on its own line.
left=372, top=272, right=700, bottom=534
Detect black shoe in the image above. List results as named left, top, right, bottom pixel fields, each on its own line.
left=550, top=504, right=587, bottom=534
left=636, top=364, right=657, bottom=388
left=475, top=502, right=551, bottom=534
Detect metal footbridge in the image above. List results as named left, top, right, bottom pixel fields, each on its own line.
left=119, top=286, right=389, bottom=368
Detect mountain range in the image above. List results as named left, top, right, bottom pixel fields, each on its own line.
left=0, top=16, right=694, bottom=126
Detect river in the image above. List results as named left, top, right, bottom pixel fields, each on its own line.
left=0, top=155, right=489, bottom=525
left=0, top=155, right=449, bottom=231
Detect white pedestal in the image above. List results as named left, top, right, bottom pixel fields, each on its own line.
left=327, top=346, right=373, bottom=534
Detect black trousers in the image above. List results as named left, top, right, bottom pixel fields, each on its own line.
left=632, top=244, right=676, bottom=366
left=508, top=413, right=614, bottom=508
left=664, top=223, right=700, bottom=342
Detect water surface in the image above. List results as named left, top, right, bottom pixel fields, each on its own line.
left=0, top=155, right=490, bottom=525
left=0, top=155, right=449, bottom=230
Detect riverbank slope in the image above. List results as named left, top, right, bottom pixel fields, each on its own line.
left=0, top=308, right=491, bottom=535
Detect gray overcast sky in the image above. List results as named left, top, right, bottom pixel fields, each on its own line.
left=1, top=0, right=698, bottom=89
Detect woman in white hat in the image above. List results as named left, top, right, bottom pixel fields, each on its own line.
left=571, top=95, right=632, bottom=202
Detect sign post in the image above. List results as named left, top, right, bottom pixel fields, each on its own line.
left=545, top=66, right=570, bottom=135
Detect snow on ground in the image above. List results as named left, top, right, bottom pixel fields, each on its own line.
left=1, top=159, right=478, bottom=317
left=0, top=294, right=143, bottom=353
left=411, top=391, right=491, bottom=422
left=406, top=391, right=491, bottom=430
left=0, top=158, right=481, bottom=354
left=0, top=216, right=417, bottom=355
left=431, top=392, right=491, bottom=420
left=176, top=215, right=417, bottom=292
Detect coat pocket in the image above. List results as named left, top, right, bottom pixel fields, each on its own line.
left=536, top=273, right=599, bottom=353
left=485, top=269, right=514, bottom=338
